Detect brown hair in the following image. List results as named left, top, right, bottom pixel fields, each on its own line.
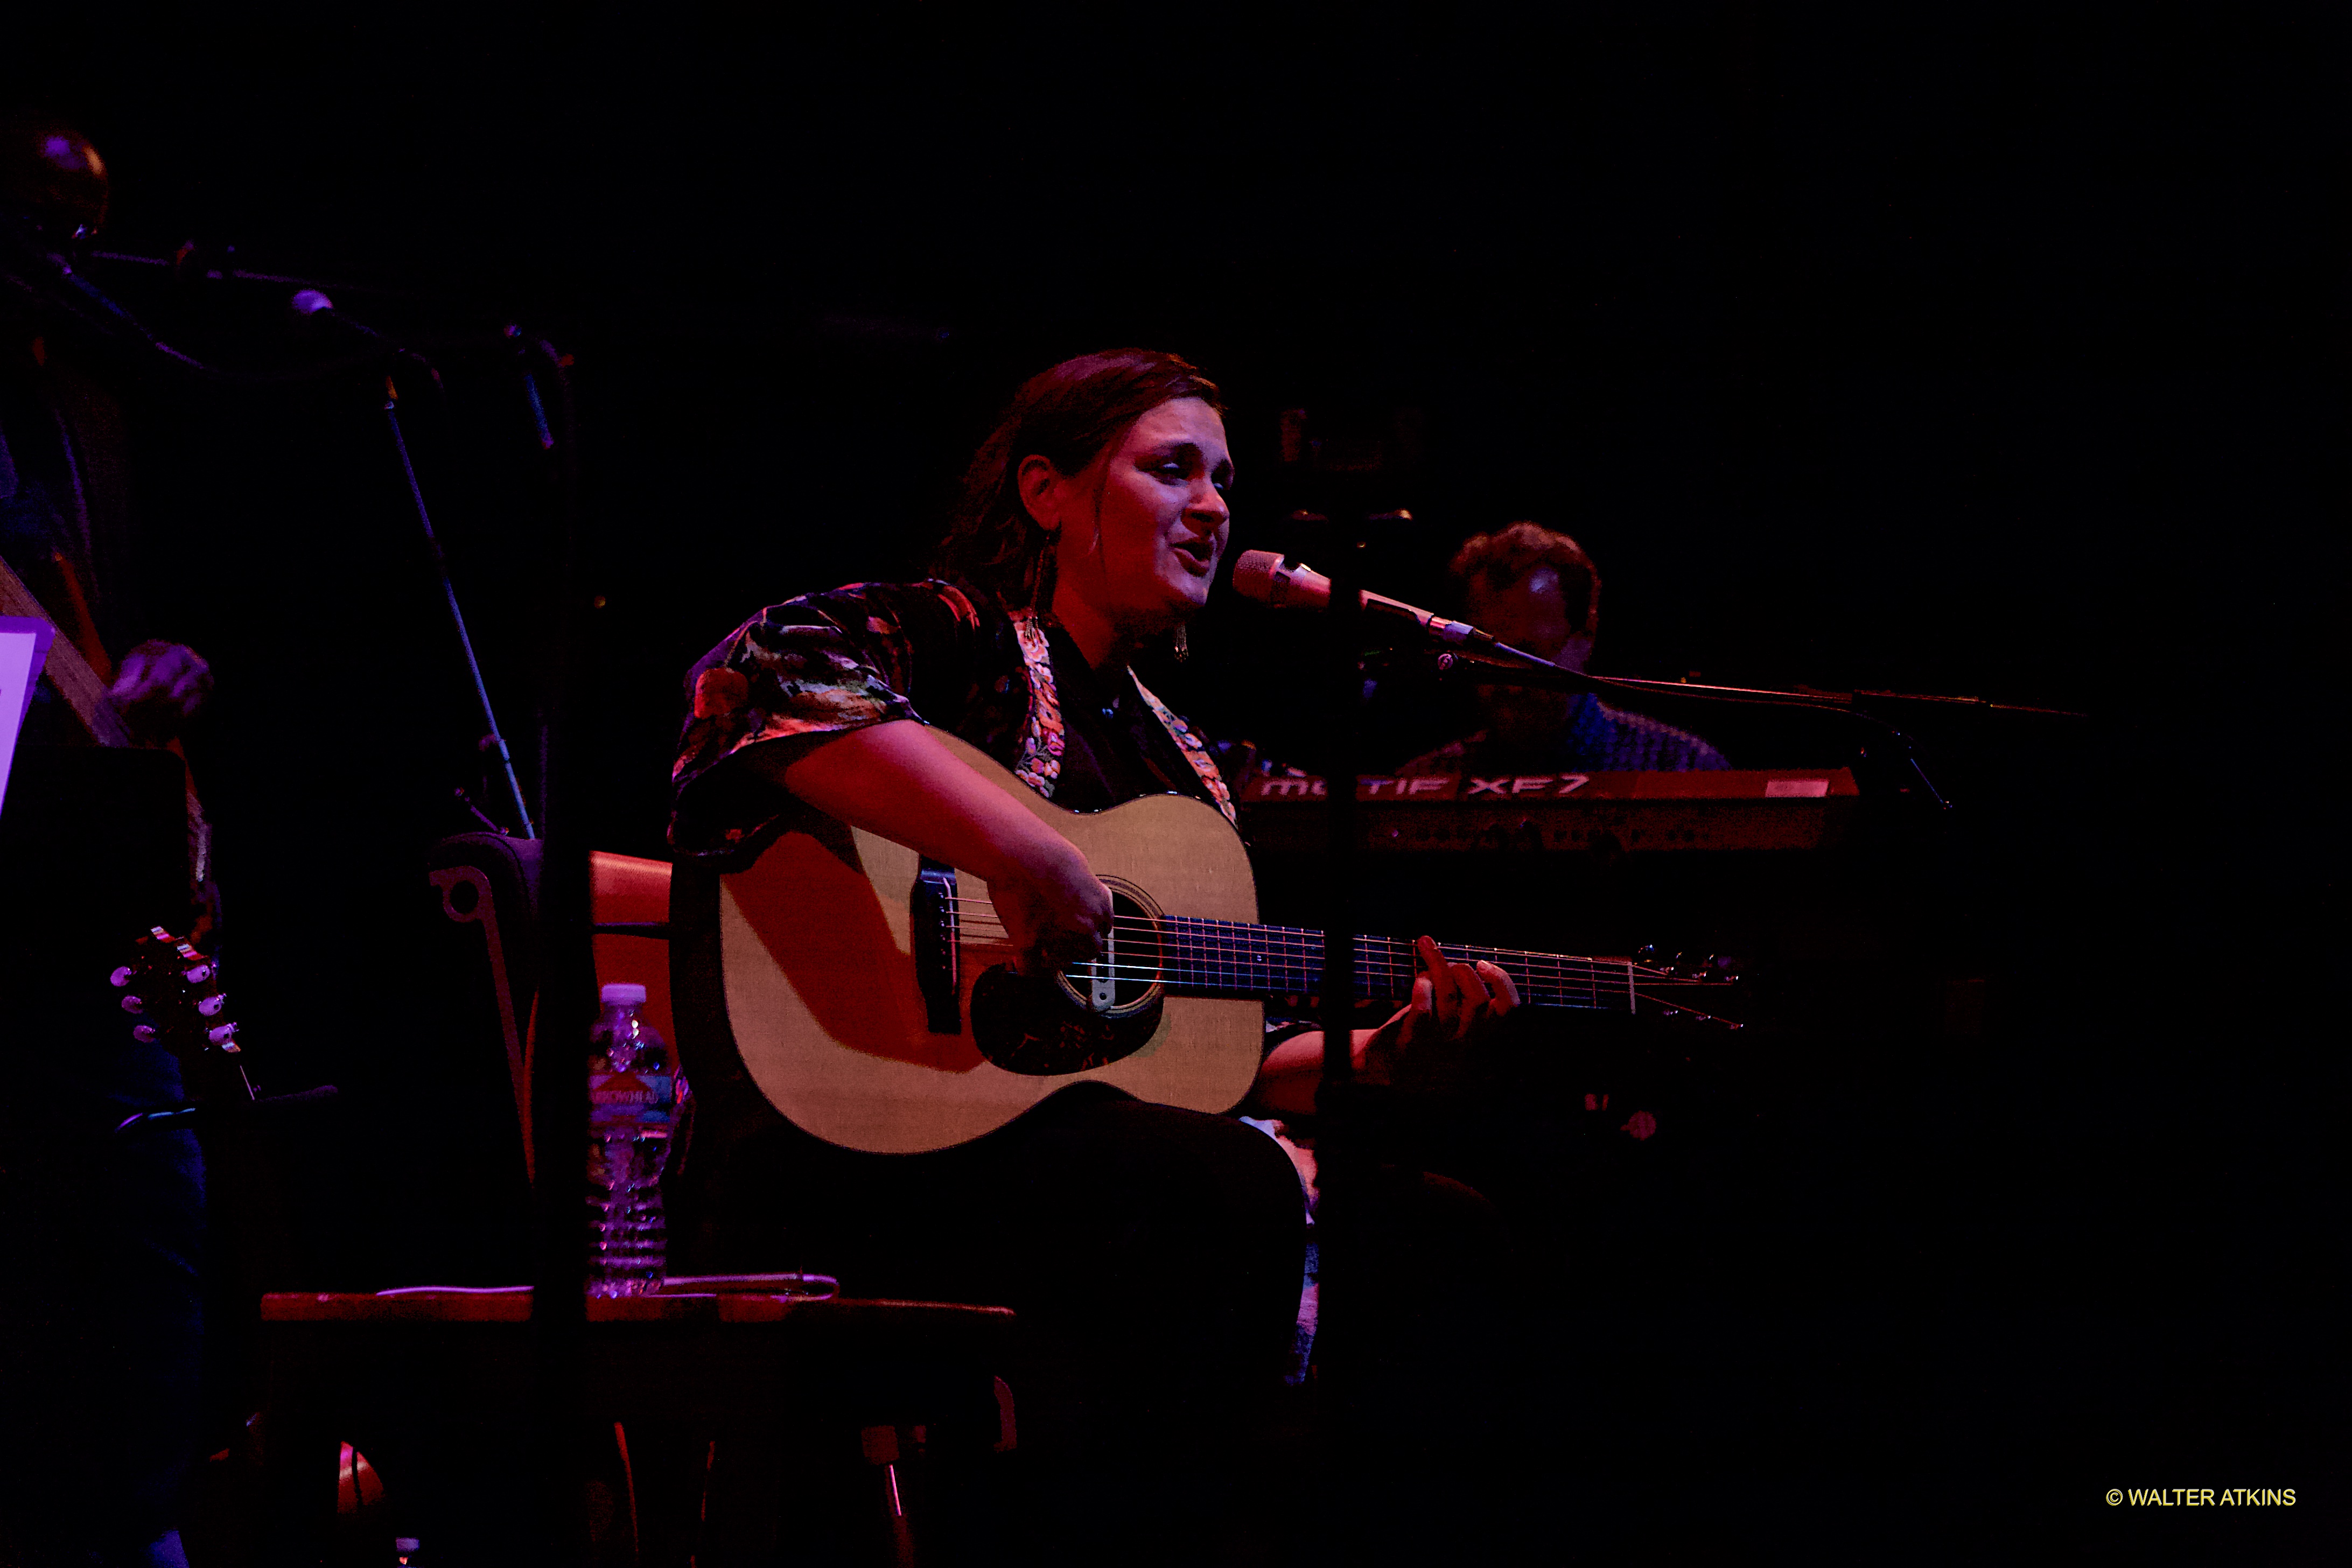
left=1450, top=521, right=1604, bottom=642
left=933, top=349, right=1223, bottom=609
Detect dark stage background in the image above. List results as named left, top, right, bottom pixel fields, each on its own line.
left=9, top=4, right=2341, bottom=1561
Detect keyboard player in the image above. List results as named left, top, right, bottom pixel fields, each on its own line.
left=1395, top=522, right=1727, bottom=778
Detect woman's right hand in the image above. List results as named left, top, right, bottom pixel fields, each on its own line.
left=989, top=834, right=1113, bottom=977
left=774, top=720, right=1112, bottom=976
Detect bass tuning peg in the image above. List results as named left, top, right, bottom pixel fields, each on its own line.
left=109, top=966, right=135, bottom=988
left=120, top=995, right=146, bottom=1015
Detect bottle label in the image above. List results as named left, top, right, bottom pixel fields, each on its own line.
left=589, top=1070, right=674, bottom=1129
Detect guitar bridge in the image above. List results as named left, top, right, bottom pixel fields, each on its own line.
left=912, top=859, right=962, bottom=1034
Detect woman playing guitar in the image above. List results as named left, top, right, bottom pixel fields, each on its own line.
left=671, top=351, right=1517, bottom=1562
left=673, top=352, right=1517, bottom=1100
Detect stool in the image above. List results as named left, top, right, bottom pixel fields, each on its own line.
left=257, top=1289, right=1016, bottom=1565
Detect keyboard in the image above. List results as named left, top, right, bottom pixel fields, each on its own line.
left=1238, top=768, right=1860, bottom=855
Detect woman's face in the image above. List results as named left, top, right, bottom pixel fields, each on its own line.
left=1035, top=396, right=1233, bottom=642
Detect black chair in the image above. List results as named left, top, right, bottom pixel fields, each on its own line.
left=411, top=832, right=544, bottom=1280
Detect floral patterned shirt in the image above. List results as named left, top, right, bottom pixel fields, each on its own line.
left=670, top=579, right=1231, bottom=862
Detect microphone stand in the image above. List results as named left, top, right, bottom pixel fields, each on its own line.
left=379, top=367, right=538, bottom=838
left=1314, top=523, right=1368, bottom=1535
left=8, top=227, right=543, bottom=836
left=518, top=334, right=594, bottom=1567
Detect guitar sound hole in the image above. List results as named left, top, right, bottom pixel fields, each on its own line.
left=1054, top=885, right=1164, bottom=1018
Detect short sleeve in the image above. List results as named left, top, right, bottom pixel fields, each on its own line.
left=1263, top=1014, right=1320, bottom=1057
left=668, top=579, right=985, bottom=858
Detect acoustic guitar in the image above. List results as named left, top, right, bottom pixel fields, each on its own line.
left=706, top=731, right=1730, bottom=1155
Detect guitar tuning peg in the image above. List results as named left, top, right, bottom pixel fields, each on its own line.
left=181, top=963, right=213, bottom=986
left=207, top=1022, right=237, bottom=1047
left=132, top=1024, right=158, bottom=1044
left=109, top=966, right=135, bottom=988
left=196, top=993, right=227, bottom=1018
left=120, top=995, right=146, bottom=1015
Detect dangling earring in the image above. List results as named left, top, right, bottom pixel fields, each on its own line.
left=1171, top=624, right=1191, bottom=662
left=1028, top=541, right=1053, bottom=613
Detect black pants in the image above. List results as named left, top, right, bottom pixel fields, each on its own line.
left=681, top=1083, right=1528, bottom=1564
left=0, top=1010, right=206, bottom=1564
left=680, top=1085, right=1304, bottom=1558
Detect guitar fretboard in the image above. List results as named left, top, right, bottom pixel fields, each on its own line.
left=1145, top=917, right=1636, bottom=1012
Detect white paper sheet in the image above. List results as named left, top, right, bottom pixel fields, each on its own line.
left=0, top=616, right=58, bottom=820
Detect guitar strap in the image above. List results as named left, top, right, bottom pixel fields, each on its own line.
left=1006, top=610, right=1067, bottom=800
left=1129, top=673, right=1237, bottom=827
left=1007, top=608, right=1236, bottom=827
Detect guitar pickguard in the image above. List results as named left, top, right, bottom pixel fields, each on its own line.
left=968, top=963, right=1165, bottom=1075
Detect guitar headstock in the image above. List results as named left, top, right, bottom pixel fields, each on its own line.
left=1629, top=944, right=1744, bottom=1028
left=110, top=926, right=253, bottom=1103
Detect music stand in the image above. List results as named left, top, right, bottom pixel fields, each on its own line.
left=0, top=614, right=55, bottom=816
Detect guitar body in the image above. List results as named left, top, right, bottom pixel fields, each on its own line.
left=716, top=731, right=1264, bottom=1153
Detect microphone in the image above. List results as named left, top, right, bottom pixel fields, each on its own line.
left=289, top=288, right=388, bottom=341
left=1230, top=549, right=1514, bottom=655
left=292, top=288, right=442, bottom=384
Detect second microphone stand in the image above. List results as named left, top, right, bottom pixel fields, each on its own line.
left=380, top=368, right=537, bottom=839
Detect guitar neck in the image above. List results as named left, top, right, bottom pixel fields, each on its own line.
left=0, top=554, right=130, bottom=747
left=1149, top=918, right=1636, bottom=1013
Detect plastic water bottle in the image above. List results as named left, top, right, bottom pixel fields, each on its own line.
left=586, top=982, right=681, bottom=1296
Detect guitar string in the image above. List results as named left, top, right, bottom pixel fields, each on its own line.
left=938, top=965, right=1636, bottom=1007
left=919, top=904, right=1678, bottom=1012
left=931, top=956, right=1634, bottom=996
left=934, top=896, right=1637, bottom=980
left=936, top=912, right=1637, bottom=973
left=929, top=897, right=1641, bottom=1000
left=932, top=944, right=1638, bottom=988
left=933, top=893, right=1637, bottom=970
left=934, top=901, right=1645, bottom=965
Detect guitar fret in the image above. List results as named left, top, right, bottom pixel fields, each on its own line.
left=1154, top=920, right=1629, bottom=1016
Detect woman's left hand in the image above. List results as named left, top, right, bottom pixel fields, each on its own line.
left=1360, top=934, right=1521, bottom=1093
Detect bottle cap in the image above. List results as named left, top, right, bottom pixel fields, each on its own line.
left=599, top=982, right=649, bottom=1007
